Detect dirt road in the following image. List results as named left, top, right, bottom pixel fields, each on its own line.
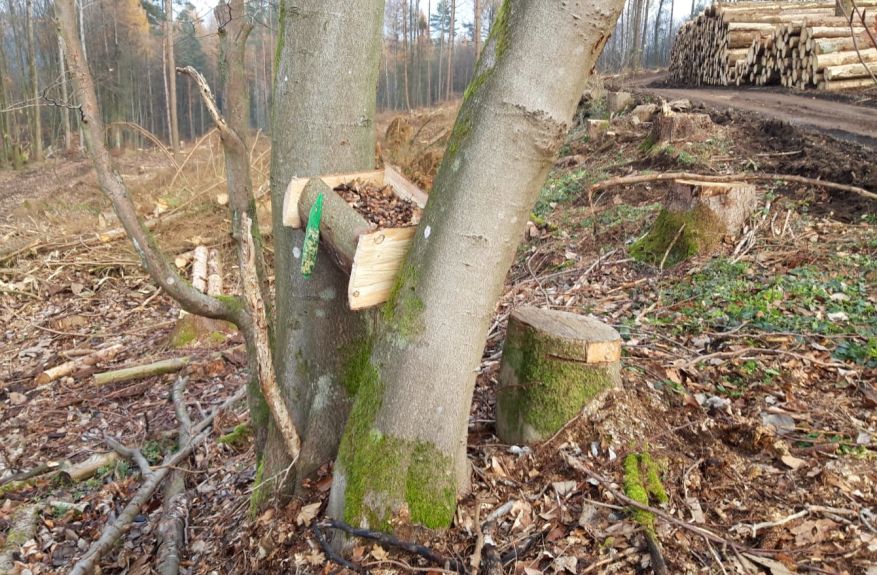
left=641, top=84, right=877, bottom=149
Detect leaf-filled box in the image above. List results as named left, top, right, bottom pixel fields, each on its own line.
left=282, top=165, right=428, bottom=310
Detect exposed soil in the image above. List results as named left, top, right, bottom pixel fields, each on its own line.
left=333, top=179, right=422, bottom=228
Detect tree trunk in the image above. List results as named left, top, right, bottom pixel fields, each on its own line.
left=653, top=0, right=666, bottom=67
left=328, top=0, right=626, bottom=530
left=263, top=0, right=385, bottom=502
left=163, top=0, right=180, bottom=156
left=446, top=0, right=455, bottom=99
left=402, top=0, right=411, bottom=111
left=25, top=0, right=42, bottom=161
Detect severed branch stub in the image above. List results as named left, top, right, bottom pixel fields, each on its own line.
left=495, top=306, right=622, bottom=445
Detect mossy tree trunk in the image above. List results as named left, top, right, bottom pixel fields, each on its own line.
left=328, top=0, right=626, bottom=530
left=262, top=0, right=386, bottom=501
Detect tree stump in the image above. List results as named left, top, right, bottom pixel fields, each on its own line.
left=630, top=179, right=757, bottom=267
left=630, top=103, right=659, bottom=123
left=587, top=119, right=609, bottom=141
left=652, top=110, right=713, bottom=143
left=495, top=306, right=622, bottom=445
left=607, top=91, right=633, bottom=114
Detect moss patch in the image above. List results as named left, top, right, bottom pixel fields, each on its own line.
left=629, top=206, right=724, bottom=267
left=381, top=262, right=425, bottom=341
left=496, top=323, right=617, bottom=442
left=168, top=314, right=237, bottom=348
left=249, top=458, right=267, bottom=517
left=623, top=452, right=668, bottom=535
left=218, top=423, right=253, bottom=448
left=337, top=346, right=456, bottom=529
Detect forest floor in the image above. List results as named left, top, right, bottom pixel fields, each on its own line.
left=1, top=92, right=877, bottom=575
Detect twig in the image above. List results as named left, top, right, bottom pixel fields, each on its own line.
left=317, top=519, right=464, bottom=573
left=313, top=521, right=367, bottom=574
left=678, top=347, right=846, bottom=369
left=68, top=385, right=246, bottom=575
left=588, top=172, right=877, bottom=202
left=644, top=529, right=669, bottom=575
left=845, top=0, right=877, bottom=87
left=156, top=376, right=194, bottom=575
left=470, top=503, right=484, bottom=575
left=0, top=462, right=61, bottom=487
left=659, top=223, right=686, bottom=271
left=105, top=437, right=153, bottom=477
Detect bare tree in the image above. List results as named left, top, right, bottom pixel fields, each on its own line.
left=163, top=0, right=179, bottom=155
left=25, top=0, right=42, bottom=161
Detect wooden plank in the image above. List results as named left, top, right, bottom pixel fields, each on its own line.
left=385, top=164, right=429, bottom=208
left=282, top=177, right=310, bottom=228
left=348, top=227, right=417, bottom=310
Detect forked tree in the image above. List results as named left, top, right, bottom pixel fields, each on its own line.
left=56, top=0, right=625, bottom=537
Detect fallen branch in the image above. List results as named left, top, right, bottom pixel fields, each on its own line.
left=316, top=519, right=464, bottom=573
left=0, top=461, right=62, bottom=487
left=588, top=171, right=877, bottom=202
left=0, top=504, right=40, bottom=573
left=34, top=343, right=124, bottom=386
left=68, top=385, right=246, bottom=575
left=93, top=357, right=190, bottom=386
left=156, top=376, right=193, bottom=575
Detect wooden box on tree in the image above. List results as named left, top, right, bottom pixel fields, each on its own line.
left=495, top=306, right=622, bottom=446
left=282, top=165, right=427, bottom=310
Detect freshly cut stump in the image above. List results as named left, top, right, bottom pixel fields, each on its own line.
left=630, top=179, right=757, bottom=267
left=652, top=110, right=713, bottom=143
left=495, top=306, right=622, bottom=445
left=607, top=91, right=634, bottom=114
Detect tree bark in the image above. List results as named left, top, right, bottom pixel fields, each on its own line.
left=474, top=0, right=482, bottom=58
left=264, top=0, right=385, bottom=501
left=25, top=0, right=42, bottom=161
left=329, top=0, right=626, bottom=530
left=58, top=35, right=72, bottom=152
left=163, top=0, right=180, bottom=156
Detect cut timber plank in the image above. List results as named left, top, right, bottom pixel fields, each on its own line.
left=282, top=169, right=383, bottom=229
left=349, top=227, right=417, bottom=310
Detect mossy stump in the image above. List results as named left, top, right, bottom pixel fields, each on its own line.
left=168, top=314, right=237, bottom=348
left=587, top=119, right=609, bottom=141
left=630, top=179, right=757, bottom=267
left=495, top=306, right=622, bottom=445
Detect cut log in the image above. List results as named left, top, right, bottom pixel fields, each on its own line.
left=824, top=60, right=877, bottom=80
left=630, top=179, right=757, bottom=267
left=818, top=77, right=877, bottom=90
left=207, top=248, right=223, bottom=296
left=630, top=103, right=659, bottom=123
left=191, top=245, right=208, bottom=293
left=59, top=452, right=120, bottom=482
left=34, top=343, right=125, bottom=386
left=94, top=357, right=190, bottom=386
left=495, top=306, right=621, bottom=445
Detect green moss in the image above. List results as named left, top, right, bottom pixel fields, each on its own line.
left=340, top=338, right=375, bottom=396
left=641, top=453, right=669, bottom=504
left=168, top=317, right=198, bottom=348
left=497, top=324, right=616, bottom=439
left=381, top=262, right=425, bottom=340
left=623, top=453, right=655, bottom=533
left=249, top=458, right=267, bottom=517
left=490, top=0, right=511, bottom=60
left=405, top=443, right=455, bottom=528
left=338, top=349, right=456, bottom=529
left=246, top=372, right=270, bottom=433
left=218, top=423, right=253, bottom=447
left=629, top=207, right=723, bottom=267
left=216, top=294, right=244, bottom=314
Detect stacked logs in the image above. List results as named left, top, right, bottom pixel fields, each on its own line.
left=670, top=1, right=877, bottom=91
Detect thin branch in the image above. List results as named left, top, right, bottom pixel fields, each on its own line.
left=105, top=438, right=153, bottom=478
left=317, top=519, right=465, bottom=573
left=588, top=171, right=877, bottom=202
left=844, top=0, right=877, bottom=87
left=55, top=0, right=243, bottom=325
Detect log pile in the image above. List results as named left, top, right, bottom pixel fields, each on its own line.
left=670, top=1, right=877, bottom=91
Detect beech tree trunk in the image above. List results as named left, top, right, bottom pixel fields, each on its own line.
left=58, top=35, right=72, bottom=152
left=328, top=0, right=626, bottom=530
left=262, top=0, right=385, bottom=501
